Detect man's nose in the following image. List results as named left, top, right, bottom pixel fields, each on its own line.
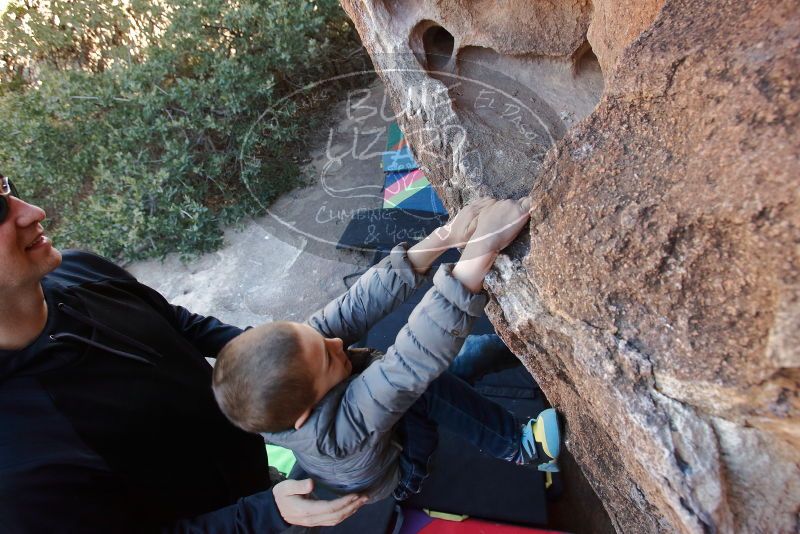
left=12, top=197, right=46, bottom=226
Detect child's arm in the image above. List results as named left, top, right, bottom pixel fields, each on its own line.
left=307, top=198, right=494, bottom=345
left=334, top=198, right=531, bottom=438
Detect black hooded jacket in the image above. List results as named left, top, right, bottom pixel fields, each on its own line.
left=0, top=251, right=289, bottom=533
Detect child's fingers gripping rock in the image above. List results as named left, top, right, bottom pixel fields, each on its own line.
left=469, top=197, right=532, bottom=255
left=437, top=196, right=497, bottom=247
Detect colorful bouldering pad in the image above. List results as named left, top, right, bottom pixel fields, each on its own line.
left=383, top=170, right=447, bottom=214
left=337, top=121, right=448, bottom=251
left=382, top=121, right=418, bottom=172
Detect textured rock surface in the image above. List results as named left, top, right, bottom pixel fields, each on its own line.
left=341, top=0, right=800, bottom=532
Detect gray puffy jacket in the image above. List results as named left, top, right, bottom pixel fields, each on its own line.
left=262, top=243, right=487, bottom=501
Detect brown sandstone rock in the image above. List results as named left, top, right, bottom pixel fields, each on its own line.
left=341, top=0, right=800, bottom=532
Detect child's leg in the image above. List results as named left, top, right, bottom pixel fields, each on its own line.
left=393, top=369, right=522, bottom=500
left=416, top=370, right=523, bottom=461
left=419, top=371, right=562, bottom=471
left=394, top=372, right=562, bottom=500
left=447, top=337, right=562, bottom=470
left=393, top=397, right=439, bottom=500
left=448, top=334, right=520, bottom=385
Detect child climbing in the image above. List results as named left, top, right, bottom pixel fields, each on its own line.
left=213, top=197, right=561, bottom=501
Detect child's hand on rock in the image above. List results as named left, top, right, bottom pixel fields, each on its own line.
left=453, top=197, right=532, bottom=293
left=467, top=197, right=532, bottom=256
left=435, top=196, right=496, bottom=248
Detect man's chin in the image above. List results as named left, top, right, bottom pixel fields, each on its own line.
left=42, top=247, right=62, bottom=275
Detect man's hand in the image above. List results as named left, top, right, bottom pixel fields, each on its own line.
left=435, top=197, right=497, bottom=248
left=273, top=478, right=367, bottom=527
left=453, top=197, right=532, bottom=293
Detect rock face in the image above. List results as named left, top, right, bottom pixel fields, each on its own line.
left=340, top=0, right=800, bottom=532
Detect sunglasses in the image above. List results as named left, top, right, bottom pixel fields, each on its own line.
left=0, top=175, right=20, bottom=224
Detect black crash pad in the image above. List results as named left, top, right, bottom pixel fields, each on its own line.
left=336, top=208, right=448, bottom=252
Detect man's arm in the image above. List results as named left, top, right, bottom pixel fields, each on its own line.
left=53, top=250, right=243, bottom=358
left=308, top=199, right=492, bottom=345
left=162, top=480, right=367, bottom=533
left=160, top=489, right=288, bottom=534
left=123, top=278, right=243, bottom=357
left=167, top=304, right=243, bottom=357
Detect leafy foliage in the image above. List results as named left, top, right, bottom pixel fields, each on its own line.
left=0, top=0, right=369, bottom=260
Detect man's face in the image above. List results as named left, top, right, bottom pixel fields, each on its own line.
left=292, top=323, right=353, bottom=403
left=0, top=183, right=62, bottom=290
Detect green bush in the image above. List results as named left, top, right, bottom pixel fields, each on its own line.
left=0, top=0, right=369, bottom=260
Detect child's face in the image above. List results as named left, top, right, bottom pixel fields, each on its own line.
left=292, top=323, right=353, bottom=403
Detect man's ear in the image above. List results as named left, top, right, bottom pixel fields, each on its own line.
left=294, top=407, right=312, bottom=430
